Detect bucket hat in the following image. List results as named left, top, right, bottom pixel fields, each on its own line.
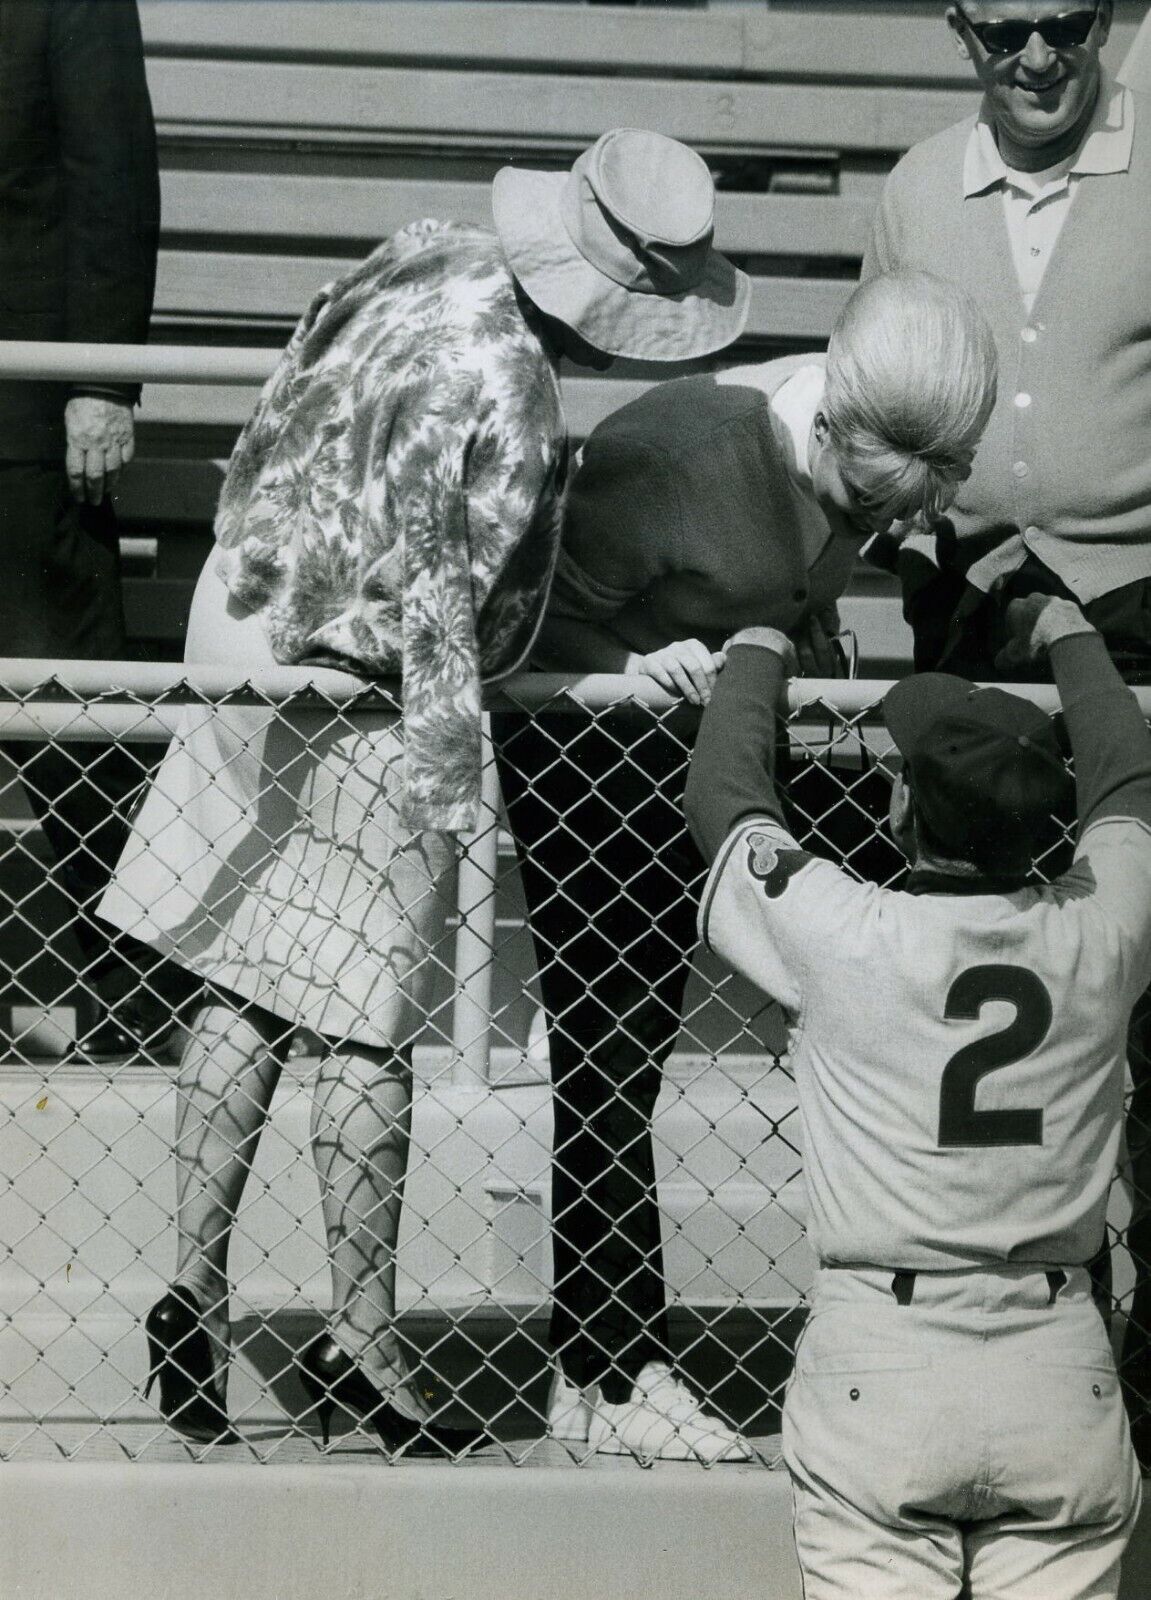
left=492, top=127, right=751, bottom=362
left=884, top=672, right=1074, bottom=873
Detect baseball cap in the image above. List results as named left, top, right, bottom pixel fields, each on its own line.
left=883, top=673, right=1074, bottom=873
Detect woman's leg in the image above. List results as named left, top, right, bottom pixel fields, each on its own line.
left=171, top=995, right=293, bottom=1379
left=305, top=811, right=456, bottom=1418
left=310, top=1040, right=420, bottom=1409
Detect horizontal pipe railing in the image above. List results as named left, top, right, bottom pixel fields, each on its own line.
left=0, top=656, right=891, bottom=715
left=0, top=339, right=277, bottom=386
left=0, top=657, right=1127, bottom=716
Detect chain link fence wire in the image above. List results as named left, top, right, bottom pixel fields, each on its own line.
left=0, top=666, right=1147, bottom=1468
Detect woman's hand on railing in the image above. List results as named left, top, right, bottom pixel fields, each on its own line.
left=635, top=638, right=726, bottom=705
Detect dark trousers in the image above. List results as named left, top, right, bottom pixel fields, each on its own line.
left=924, top=550, right=1151, bottom=689
left=905, top=549, right=1151, bottom=1448
left=0, top=462, right=176, bottom=1021
left=494, top=707, right=703, bottom=1395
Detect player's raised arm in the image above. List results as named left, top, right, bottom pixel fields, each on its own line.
left=684, top=626, right=796, bottom=863
left=1003, top=596, right=1151, bottom=836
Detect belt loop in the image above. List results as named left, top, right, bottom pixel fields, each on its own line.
left=891, top=1270, right=916, bottom=1307
left=1046, top=1268, right=1067, bottom=1306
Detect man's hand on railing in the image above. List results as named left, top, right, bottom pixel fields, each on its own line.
left=998, top=595, right=1097, bottom=671
left=64, top=395, right=135, bottom=505
left=791, top=606, right=845, bottom=678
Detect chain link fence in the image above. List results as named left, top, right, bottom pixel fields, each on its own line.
left=0, top=664, right=1147, bottom=1467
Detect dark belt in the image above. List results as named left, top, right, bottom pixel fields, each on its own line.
left=890, top=1268, right=1067, bottom=1307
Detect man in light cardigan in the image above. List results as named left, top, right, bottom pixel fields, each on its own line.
left=863, top=1, right=1148, bottom=678
left=862, top=0, right=1151, bottom=1468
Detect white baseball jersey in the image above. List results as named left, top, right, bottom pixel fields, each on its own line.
left=699, top=812, right=1151, bottom=1268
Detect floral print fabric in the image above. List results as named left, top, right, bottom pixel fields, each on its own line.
left=214, top=220, right=567, bottom=831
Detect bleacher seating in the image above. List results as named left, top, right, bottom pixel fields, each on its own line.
left=8, top=23, right=1151, bottom=1595
left=126, top=0, right=1146, bottom=672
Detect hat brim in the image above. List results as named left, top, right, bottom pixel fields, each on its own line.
left=883, top=673, right=976, bottom=762
left=492, top=167, right=751, bottom=362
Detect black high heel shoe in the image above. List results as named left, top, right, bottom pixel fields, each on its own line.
left=144, top=1286, right=238, bottom=1444
left=296, top=1334, right=488, bottom=1457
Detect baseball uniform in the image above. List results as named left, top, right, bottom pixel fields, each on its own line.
left=685, top=629, right=1151, bottom=1598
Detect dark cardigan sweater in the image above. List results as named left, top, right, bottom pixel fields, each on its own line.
left=544, top=357, right=857, bottom=656
left=863, top=89, right=1151, bottom=604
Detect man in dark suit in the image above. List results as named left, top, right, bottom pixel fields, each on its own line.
left=0, top=0, right=170, bottom=1057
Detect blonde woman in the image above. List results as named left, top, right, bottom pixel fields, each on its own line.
left=494, top=270, right=998, bottom=1462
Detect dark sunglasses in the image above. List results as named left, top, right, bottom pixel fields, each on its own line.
left=953, top=4, right=1099, bottom=56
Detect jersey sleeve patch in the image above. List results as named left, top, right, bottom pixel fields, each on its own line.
left=745, top=829, right=816, bottom=900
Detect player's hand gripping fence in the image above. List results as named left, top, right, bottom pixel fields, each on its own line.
left=0, top=664, right=1147, bottom=1467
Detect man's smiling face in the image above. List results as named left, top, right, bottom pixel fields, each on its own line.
left=947, top=3, right=1113, bottom=168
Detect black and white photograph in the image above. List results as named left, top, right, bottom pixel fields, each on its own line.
left=3, top=2, right=1151, bottom=1596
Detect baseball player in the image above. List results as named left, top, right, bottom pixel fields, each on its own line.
left=684, top=593, right=1150, bottom=1599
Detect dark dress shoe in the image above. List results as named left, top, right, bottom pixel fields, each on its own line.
left=144, top=1286, right=237, bottom=1444
left=72, top=1002, right=175, bottom=1063
left=296, top=1334, right=488, bottom=1457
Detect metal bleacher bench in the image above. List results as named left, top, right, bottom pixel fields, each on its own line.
left=124, top=0, right=1148, bottom=673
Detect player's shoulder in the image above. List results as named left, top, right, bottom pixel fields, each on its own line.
left=701, top=816, right=879, bottom=943
left=1064, top=815, right=1151, bottom=892
left=1032, top=818, right=1151, bottom=973
left=1079, top=814, right=1151, bottom=848
left=730, top=820, right=828, bottom=899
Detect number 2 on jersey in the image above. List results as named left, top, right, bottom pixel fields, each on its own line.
left=938, top=964, right=1052, bottom=1149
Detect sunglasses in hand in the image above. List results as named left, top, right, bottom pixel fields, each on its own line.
left=953, top=5, right=1099, bottom=57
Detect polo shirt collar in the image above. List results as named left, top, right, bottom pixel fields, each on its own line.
left=963, top=69, right=1134, bottom=198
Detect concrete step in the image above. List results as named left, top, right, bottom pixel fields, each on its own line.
left=4, top=1453, right=1151, bottom=1600
left=2, top=1455, right=802, bottom=1600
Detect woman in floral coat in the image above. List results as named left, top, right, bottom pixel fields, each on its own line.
left=100, top=129, right=749, bottom=1453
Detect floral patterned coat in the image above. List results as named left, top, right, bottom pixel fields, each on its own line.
left=214, top=220, right=568, bottom=832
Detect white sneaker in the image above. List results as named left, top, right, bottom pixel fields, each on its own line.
left=587, top=1363, right=750, bottom=1463
left=546, top=1359, right=594, bottom=1442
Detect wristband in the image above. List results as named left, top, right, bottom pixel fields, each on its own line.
left=725, top=626, right=796, bottom=667
left=1032, top=602, right=1096, bottom=657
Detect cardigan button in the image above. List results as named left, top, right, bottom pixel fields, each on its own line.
left=1021, top=327, right=1038, bottom=344
left=1014, top=392, right=1032, bottom=409
left=1013, top=461, right=1029, bottom=479
left=793, top=587, right=807, bottom=602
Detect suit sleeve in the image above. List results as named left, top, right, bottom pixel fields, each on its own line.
left=51, top=0, right=160, bottom=404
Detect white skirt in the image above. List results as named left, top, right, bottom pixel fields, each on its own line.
left=98, top=560, right=457, bottom=1047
